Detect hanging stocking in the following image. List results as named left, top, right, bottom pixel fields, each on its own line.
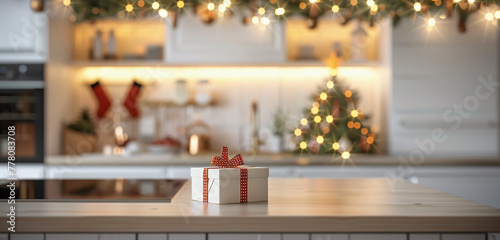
left=123, top=81, right=142, bottom=118
left=90, top=81, right=111, bottom=118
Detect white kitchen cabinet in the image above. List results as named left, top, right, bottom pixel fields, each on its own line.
left=138, top=233, right=167, bottom=240
left=0, top=163, right=44, bottom=179
left=0, top=0, right=47, bottom=61
left=350, top=234, right=407, bottom=240
left=441, top=234, right=486, bottom=240
left=46, top=234, right=99, bottom=240
left=283, top=233, right=310, bottom=240
left=311, top=234, right=348, bottom=240
left=208, top=233, right=281, bottom=240
left=169, top=233, right=206, bottom=240
left=99, top=233, right=136, bottom=240
left=10, top=233, right=44, bottom=240
left=389, top=14, right=499, bottom=157
left=45, top=166, right=166, bottom=179
left=166, top=11, right=286, bottom=63
left=489, top=233, right=500, bottom=240
left=409, top=234, right=440, bottom=240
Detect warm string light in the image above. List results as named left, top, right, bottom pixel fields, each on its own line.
left=314, top=115, right=321, bottom=123
left=366, top=0, right=375, bottom=7
left=326, top=115, right=334, bottom=123
left=218, top=4, right=226, bottom=12
left=414, top=2, right=421, bottom=12
left=177, top=0, right=185, bottom=8
left=495, top=11, right=500, bottom=19
left=223, top=0, right=231, bottom=7
left=300, top=118, right=308, bottom=126
left=300, top=141, right=307, bottom=149
left=251, top=16, right=259, bottom=24
left=159, top=8, right=168, bottom=18
left=319, top=92, right=328, bottom=101
left=485, top=12, right=494, bottom=21
left=341, top=151, right=350, bottom=159
left=327, top=80, right=334, bottom=89
left=332, top=5, right=339, bottom=13
left=316, top=136, right=324, bottom=144
left=332, top=142, right=340, bottom=150
left=311, top=107, right=319, bottom=114
left=351, top=110, right=359, bottom=118
left=261, top=17, right=270, bottom=25
left=63, top=0, right=71, bottom=7
left=427, top=17, right=436, bottom=27
left=258, top=7, right=266, bottom=15
left=152, top=1, right=160, bottom=10
left=275, top=7, right=285, bottom=16
left=207, top=2, right=215, bottom=10
left=125, top=4, right=134, bottom=12
left=294, top=128, right=302, bottom=136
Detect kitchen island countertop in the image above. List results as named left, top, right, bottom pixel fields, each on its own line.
left=2, top=178, right=500, bottom=233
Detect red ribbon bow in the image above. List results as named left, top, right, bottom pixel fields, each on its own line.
left=210, top=146, right=244, bottom=168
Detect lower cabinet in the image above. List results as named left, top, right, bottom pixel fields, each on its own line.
left=0, top=234, right=7, bottom=240
left=137, top=233, right=167, bottom=240
left=350, top=234, right=407, bottom=240
left=14, top=233, right=494, bottom=240
left=45, top=234, right=99, bottom=240
left=208, top=233, right=281, bottom=240
left=10, top=233, right=44, bottom=240
left=311, top=233, right=349, bottom=240
left=409, top=234, right=440, bottom=240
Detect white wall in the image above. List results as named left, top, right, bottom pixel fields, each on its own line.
left=390, top=13, right=499, bottom=157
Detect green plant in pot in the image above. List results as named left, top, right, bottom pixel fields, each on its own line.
left=63, top=109, right=98, bottom=155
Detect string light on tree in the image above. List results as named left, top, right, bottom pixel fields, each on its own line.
left=495, top=11, right=500, bottom=19
left=310, top=0, right=318, bottom=3
left=366, top=0, right=375, bottom=7
left=312, top=102, right=320, bottom=108
left=138, top=0, right=145, bottom=7
left=299, top=2, right=306, bottom=9
left=63, top=0, right=71, bottom=7
left=301, top=118, right=308, bottom=126
left=314, top=115, right=322, bottom=123
left=320, top=92, right=328, bottom=101
left=414, top=2, right=421, bottom=12
left=152, top=1, right=160, bottom=10
left=467, top=0, right=474, bottom=3
left=326, top=115, right=334, bottom=123
left=261, top=16, right=270, bottom=25
left=223, top=0, right=231, bottom=7
left=361, top=128, right=368, bottom=135
left=316, top=136, right=324, bottom=144
left=327, top=80, right=334, bottom=89
left=351, top=110, right=359, bottom=118
left=158, top=8, right=168, bottom=17
left=300, top=141, right=307, bottom=150
left=332, top=142, right=340, bottom=150
left=341, top=151, right=350, bottom=159
left=275, top=7, right=285, bottom=15
left=294, top=128, right=302, bottom=136
left=344, top=90, right=352, bottom=98
left=311, top=107, right=319, bottom=114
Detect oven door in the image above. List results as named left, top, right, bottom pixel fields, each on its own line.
left=0, top=85, right=44, bottom=163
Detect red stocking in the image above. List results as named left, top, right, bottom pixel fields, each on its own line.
left=123, top=81, right=142, bottom=118
left=90, top=81, right=111, bottom=118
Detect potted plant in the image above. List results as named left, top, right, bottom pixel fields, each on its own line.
left=62, top=109, right=98, bottom=155
left=269, top=110, right=286, bottom=153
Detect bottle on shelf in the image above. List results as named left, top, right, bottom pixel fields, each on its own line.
left=107, top=29, right=117, bottom=60
left=92, top=30, right=103, bottom=60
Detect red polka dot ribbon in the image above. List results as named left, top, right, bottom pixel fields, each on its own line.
left=203, top=146, right=247, bottom=203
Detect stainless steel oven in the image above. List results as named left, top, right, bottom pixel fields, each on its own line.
left=0, top=64, right=44, bottom=163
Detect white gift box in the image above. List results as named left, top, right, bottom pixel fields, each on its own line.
left=191, top=166, right=269, bottom=204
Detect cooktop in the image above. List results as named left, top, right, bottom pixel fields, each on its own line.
left=0, top=179, right=187, bottom=202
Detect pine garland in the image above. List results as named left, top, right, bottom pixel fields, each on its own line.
left=68, top=0, right=500, bottom=31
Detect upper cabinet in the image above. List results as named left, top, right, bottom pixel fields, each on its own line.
left=71, top=16, right=381, bottom=66
left=166, top=12, right=286, bottom=64
left=0, top=0, right=47, bottom=62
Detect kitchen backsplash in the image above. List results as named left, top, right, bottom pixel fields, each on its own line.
left=72, top=66, right=385, bottom=153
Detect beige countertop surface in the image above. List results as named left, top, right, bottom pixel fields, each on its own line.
left=45, top=153, right=500, bottom=166
left=3, top=178, right=500, bottom=233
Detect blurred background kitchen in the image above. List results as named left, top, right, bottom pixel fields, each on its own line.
left=0, top=0, right=499, bottom=207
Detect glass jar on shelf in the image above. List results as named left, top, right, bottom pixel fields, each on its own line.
left=174, top=79, right=189, bottom=106
left=194, top=79, right=211, bottom=106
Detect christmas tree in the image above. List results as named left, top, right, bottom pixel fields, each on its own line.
left=293, top=52, right=377, bottom=157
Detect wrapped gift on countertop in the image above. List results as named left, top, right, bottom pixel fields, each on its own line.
left=191, top=146, right=269, bottom=204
